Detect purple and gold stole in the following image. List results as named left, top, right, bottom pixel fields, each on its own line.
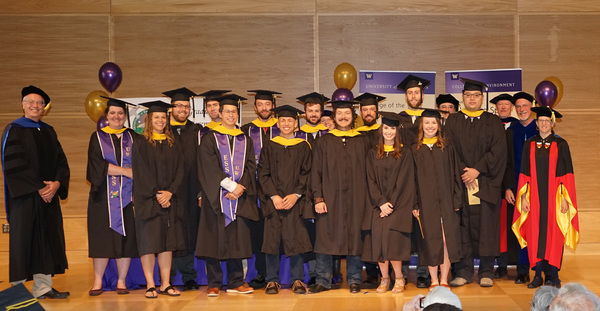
left=96, top=130, right=133, bottom=236
left=214, top=131, right=247, bottom=226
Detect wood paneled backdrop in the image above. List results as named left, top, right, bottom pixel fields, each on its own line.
left=1, top=0, right=599, bottom=264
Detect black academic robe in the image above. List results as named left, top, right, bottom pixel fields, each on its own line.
left=132, top=137, right=186, bottom=256
left=361, top=148, right=415, bottom=263
left=171, top=121, right=202, bottom=255
left=444, top=111, right=507, bottom=256
left=195, top=130, right=259, bottom=260
left=311, top=132, right=370, bottom=256
left=500, top=123, right=519, bottom=263
left=1, top=120, right=69, bottom=282
left=258, top=139, right=312, bottom=256
left=398, top=112, right=419, bottom=146
left=86, top=130, right=138, bottom=258
left=412, top=142, right=463, bottom=266
left=359, top=128, right=379, bottom=150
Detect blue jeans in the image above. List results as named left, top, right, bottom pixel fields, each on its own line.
left=315, top=253, right=362, bottom=287
left=265, top=253, right=304, bottom=284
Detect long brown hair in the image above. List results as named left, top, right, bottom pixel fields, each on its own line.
left=416, top=117, right=445, bottom=150
left=375, top=125, right=403, bottom=159
left=143, top=111, right=175, bottom=147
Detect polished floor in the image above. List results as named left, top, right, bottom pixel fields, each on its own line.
left=1, top=255, right=599, bottom=311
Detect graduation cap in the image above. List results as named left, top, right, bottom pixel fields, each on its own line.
left=378, top=111, right=402, bottom=127
left=355, top=92, right=386, bottom=107
left=139, top=100, right=174, bottom=114
left=512, top=91, right=534, bottom=104
left=162, top=87, right=197, bottom=117
left=490, top=93, right=514, bottom=105
left=436, top=94, right=459, bottom=109
left=197, top=90, right=231, bottom=117
left=219, top=94, right=247, bottom=110
left=297, top=92, right=330, bottom=107
left=322, top=109, right=333, bottom=117
left=460, top=77, right=489, bottom=110
left=330, top=100, right=356, bottom=109
left=248, top=89, right=281, bottom=107
left=21, top=85, right=50, bottom=106
left=421, top=108, right=442, bottom=119
left=271, top=105, right=303, bottom=119
left=531, top=106, right=562, bottom=120
left=396, top=74, right=431, bottom=92
left=100, top=96, right=137, bottom=127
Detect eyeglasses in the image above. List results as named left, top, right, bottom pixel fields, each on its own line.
left=537, top=119, right=553, bottom=124
left=173, top=104, right=191, bottom=110
left=463, top=93, right=483, bottom=99
left=23, top=99, right=44, bottom=106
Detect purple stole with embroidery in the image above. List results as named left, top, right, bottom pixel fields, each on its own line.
left=96, top=130, right=133, bottom=236
left=248, top=124, right=279, bottom=209
left=214, top=132, right=247, bottom=226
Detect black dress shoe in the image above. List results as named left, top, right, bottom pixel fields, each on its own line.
left=184, top=280, right=199, bottom=290
left=362, top=275, right=379, bottom=289
left=545, top=278, right=561, bottom=288
left=527, top=276, right=544, bottom=289
left=349, top=283, right=361, bottom=294
left=416, top=276, right=432, bottom=288
left=514, top=274, right=530, bottom=284
left=37, top=288, right=70, bottom=299
left=307, top=276, right=316, bottom=286
left=249, top=275, right=266, bottom=289
left=494, top=267, right=508, bottom=279
left=308, top=284, right=328, bottom=294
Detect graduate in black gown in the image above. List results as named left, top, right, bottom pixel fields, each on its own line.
left=355, top=92, right=385, bottom=149
left=132, top=101, right=185, bottom=298
left=361, top=112, right=415, bottom=294
left=396, top=74, right=431, bottom=147
left=258, top=105, right=313, bottom=295
left=295, top=92, right=330, bottom=145
left=198, top=90, right=230, bottom=139
left=87, top=97, right=138, bottom=296
left=412, top=109, right=462, bottom=290
left=163, top=87, right=203, bottom=290
left=1, top=86, right=70, bottom=299
left=196, top=94, right=258, bottom=297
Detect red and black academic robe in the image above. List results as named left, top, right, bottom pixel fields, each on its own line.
left=499, top=120, right=519, bottom=263
left=1, top=117, right=70, bottom=282
left=361, top=147, right=415, bottom=263
left=258, top=138, right=312, bottom=256
left=412, top=142, right=463, bottom=266
left=171, top=121, right=202, bottom=255
left=86, top=129, right=139, bottom=258
left=195, top=128, right=259, bottom=260
left=512, top=135, right=579, bottom=269
left=311, top=130, right=370, bottom=256
left=132, top=137, right=186, bottom=256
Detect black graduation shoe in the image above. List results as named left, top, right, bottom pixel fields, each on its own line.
left=37, top=288, right=70, bottom=299
left=527, top=276, right=544, bottom=289
left=308, top=284, right=328, bottom=294
left=515, top=274, right=530, bottom=284
left=349, top=283, right=361, bottom=294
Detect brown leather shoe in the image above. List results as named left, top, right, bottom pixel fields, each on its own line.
left=207, top=287, right=220, bottom=297
left=291, top=280, right=307, bottom=294
left=226, top=284, right=254, bottom=294
left=265, top=282, right=280, bottom=295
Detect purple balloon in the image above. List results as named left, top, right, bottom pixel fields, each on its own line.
left=534, top=80, right=558, bottom=108
left=331, top=88, right=354, bottom=102
left=98, top=62, right=123, bottom=93
left=97, top=115, right=109, bottom=131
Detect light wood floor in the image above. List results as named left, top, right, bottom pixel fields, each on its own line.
left=1, top=255, right=599, bottom=311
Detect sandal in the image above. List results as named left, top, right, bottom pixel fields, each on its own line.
left=145, top=287, right=158, bottom=299
left=116, top=287, right=129, bottom=295
left=392, top=278, right=405, bottom=293
left=160, top=285, right=181, bottom=297
left=376, top=277, right=390, bottom=293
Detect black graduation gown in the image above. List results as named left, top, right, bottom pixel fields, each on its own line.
left=132, top=137, right=186, bottom=256
left=171, top=121, right=202, bottom=255
left=398, top=112, right=419, bottom=146
left=359, top=128, right=379, bottom=150
left=412, top=142, right=463, bottom=266
left=444, top=111, right=507, bottom=256
left=258, top=140, right=312, bottom=256
left=361, top=148, right=415, bottom=263
left=501, top=124, right=519, bottom=264
left=195, top=130, right=259, bottom=260
left=86, top=130, right=138, bottom=258
left=1, top=122, right=69, bottom=282
left=310, top=132, right=370, bottom=256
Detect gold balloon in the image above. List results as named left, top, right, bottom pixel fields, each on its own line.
left=544, top=76, right=564, bottom=108
left=84, top=90, right=109, bottom=122
left=333, top=62, right=357, bottom=90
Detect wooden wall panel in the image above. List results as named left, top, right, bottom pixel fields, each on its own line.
left=113, top=15, right=315, bottom=123
left=519, top=15, right=600, bottom=110
left=111, top=0, right=315, bottom=13
left=0, top=0, right=109, bottom=13
left=518, top=0, right=600, bottom=12
left=318, top=15, right=516, bottom=98
left=317, top=0, right=516, bottom=13
left=0, top=16, right=110, bottom=114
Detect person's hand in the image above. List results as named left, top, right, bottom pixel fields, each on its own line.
left=461, top=167, right=480, bottom=184
left=412, top=209, right=420, bottom=218
left=198, top=197, right=202, bottom=207
left=272, top=195, right=285, bottom=210
left=505, top=189, right=515, bottom=205
left=38, top=181, right=60, bottom=203
left=156, top=190, right=172, bottom=208
left=282, top=194, right=299, bottom=210
left=379, top=202, right=393, bottom=217
left=465, top=180, right=478, bottom=191
left=520, top=193, right=530, bottom=213
left=561, top=198, right=569, bottom=214
left=315, top=202, right=327, bottom=214
left=231, top=184, right=246, bottom=198
left=123, top=168, right=133, bottom=179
